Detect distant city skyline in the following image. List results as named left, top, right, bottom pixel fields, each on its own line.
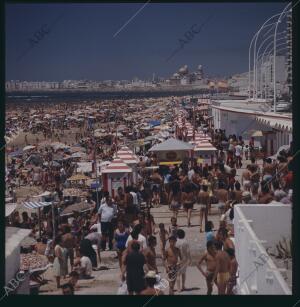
left=6, top=2, right=288, bottom=81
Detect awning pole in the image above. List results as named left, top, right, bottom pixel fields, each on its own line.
left=38, top=207, right=41, bottom=238
left=52, top=204, right=56, bottom=240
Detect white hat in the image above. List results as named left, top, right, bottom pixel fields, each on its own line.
left=145, top=271, right=156, bottom=279
left=242, top=191, right=251, bottom=198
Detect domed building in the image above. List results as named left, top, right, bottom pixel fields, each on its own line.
left=178, top=65, right=189, bottom=75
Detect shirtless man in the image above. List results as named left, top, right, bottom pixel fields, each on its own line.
left=197, top=240, right=217, bottom=295
left=164, top=236, right=182, bottom=295
left=213, top=240, right=231, bottom=295
left=214, top=181, right=228, bottom=214
left=143, top=235, right=158, bottom=273
left=226, top=248, right=238, bottom=295
left=61, top=225, right=76, bottom=269
left=241, top=166, right=251, bottom=191
left=198, top=185, right=210, bottom=232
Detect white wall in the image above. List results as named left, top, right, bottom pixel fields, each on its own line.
left=6, top=228, right=31, bottom=294
left=234, top=204, right=291, bottom=295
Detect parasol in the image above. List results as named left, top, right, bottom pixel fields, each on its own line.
left=63, top=188, right=86, bottom=197
left=60, top=202, right=94, bottom=216
left=23, top=145, right=36, bottom=152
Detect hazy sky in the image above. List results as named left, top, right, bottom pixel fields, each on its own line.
left=6, top=2, right=288, bottom=81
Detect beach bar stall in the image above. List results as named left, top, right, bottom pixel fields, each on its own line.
left=149, top=138, right=194, bottom=166
left=115, top=151, right=139, bottom=184
left=193, top=141, right=217, bottom=166
left=101, top=159, right=133, bottom=198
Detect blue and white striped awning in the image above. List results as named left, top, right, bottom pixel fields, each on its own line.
left=22, top=201, right=52, bottom=209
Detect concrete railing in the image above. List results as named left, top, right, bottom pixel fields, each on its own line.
left=234, top=204, right=291, bottom=295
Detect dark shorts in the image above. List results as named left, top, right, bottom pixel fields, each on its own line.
left=101, top=222, right=112, bottom=236
left=206, top=271, right=215, bottom=284
left=183, top=202, right=194, bottom=210
left=117, top=247, right=126, bottom=254
left=170, top=201, right=181, bottom=210
left=126, top=275, right=145, bottom=293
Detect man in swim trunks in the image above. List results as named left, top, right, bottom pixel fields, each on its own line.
left=143, top=235, right=158, bottom=273
left=164, top=236, right=182, bottom=295
left=226, top=248, right=238, bottom=295
left=213, top=240, right=231, bottom=295
left=197, top=240, right=217, bottom=295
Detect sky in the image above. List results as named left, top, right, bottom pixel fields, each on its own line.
left=5, top=2, right=288, bottom=81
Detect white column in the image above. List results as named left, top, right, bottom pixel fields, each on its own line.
left=280, top=131, right=284, bottom=147
left=276, top=131, right=280, bottom=151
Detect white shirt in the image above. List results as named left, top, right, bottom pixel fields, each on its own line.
left=98, top=203, right=115, bottom=222
left=188, top=169, right=195, bottom=181
left=130, top=191, right=138, bottom=205
left=176, top=238, right=191, bottom=263
left=80, top=256, right=92, bottom=275
left=235, top=145, right=243, bottom=157
left=125, top=234, right=147, bottom=250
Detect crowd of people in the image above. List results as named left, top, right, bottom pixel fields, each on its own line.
left=5, top=99, right=294, bottom=296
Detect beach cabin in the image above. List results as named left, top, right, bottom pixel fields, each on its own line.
left=114, top=151, right=139, bottom=184
left=193, top=141, right=217, bottom=166
left=149, top=138, right=194, bottom=166
left=101, top=159, right=133, bottom=198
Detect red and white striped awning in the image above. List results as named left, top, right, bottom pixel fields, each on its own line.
left=194, top=141, right=217, bottom=152
left=101, top=159, right=133, bottom=173
left=119, top=146, right=133, bottom=153
left=22, top=201, right=53, bottom=209
left=115, top=154, right=138, bottom=164
left=195, top=135, right=211, bottom=141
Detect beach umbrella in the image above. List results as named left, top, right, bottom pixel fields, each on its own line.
left=33, top=191, right=52, bottom=198
left=71, top=152, right=86, bottom=158
left=8, top=149, right=23, bottom=157
left=25, top=154, right=43, bottom=166
left=23, top=145, right=36, bottom=152
left=60, top=202, right=94, bottom=216
left=63, top=188, right=85, bottom=197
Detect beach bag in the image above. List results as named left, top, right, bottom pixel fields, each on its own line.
left=117, top=281, right=128, bottom=295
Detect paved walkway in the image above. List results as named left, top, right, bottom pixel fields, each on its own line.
left=40, top=155, right=262, bottom=295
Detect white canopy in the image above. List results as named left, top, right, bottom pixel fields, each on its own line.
left=149, top=138, right=193, bottom=152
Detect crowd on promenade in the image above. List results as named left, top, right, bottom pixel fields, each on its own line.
left=5, top=98, right=293, bottom=296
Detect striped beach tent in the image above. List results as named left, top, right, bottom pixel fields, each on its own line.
left=22, top=201, right=52, bottom=209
